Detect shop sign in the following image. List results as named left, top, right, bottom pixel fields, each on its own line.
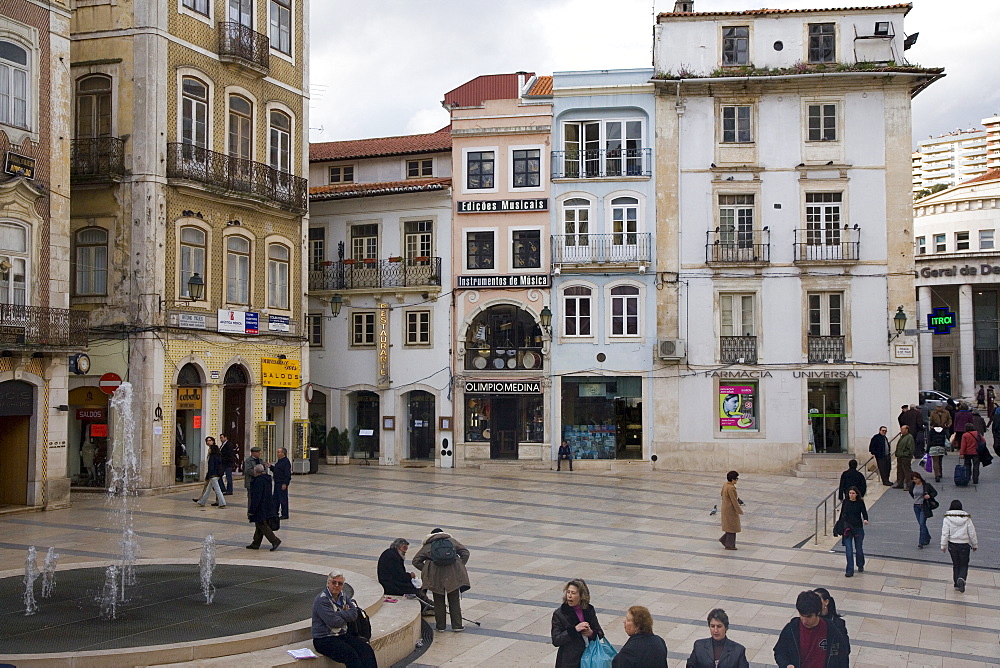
left=268, top=315, right=290, bottom=332
left=261, top=357, right=300, bottom=388
left=464, top=381, right=541, bottom=394
left=90, top=423, right=108, bottom=437
left=217, top=309, right=259, bottom=334
left=927, top=306, right=957, bottom=335
left=457, top=274, right=549, bottom=288
left=457, top=198, right=547, bottom=213
left=919, top=264, right=1000, bottom=279
left=176, top=386, right=202, bottom=410
left=0, top=380, right=32, bottom=416
left=4, top=151, right=35, bottom=179
left=266, top=388, right=288, bottom=406
left=76, top=408, right=105, bottom=421
left=377, top=303, right=390, bottom=389
left=702, top=369, right=861, bottom=378
left=719, top=384, right=756, bottom=431
left=193, top=415, right=202, bottom=429
left=211, top=370, right=220, bottom=380
left=178, top=313, right=207, bottom=330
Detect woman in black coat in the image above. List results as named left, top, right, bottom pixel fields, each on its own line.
left=551, top=579, right=604, bottom=667
left=686, top=608, right=749, bottom=668
left=614, top=606, right=667, bottom=667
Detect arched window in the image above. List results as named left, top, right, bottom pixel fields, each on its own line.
left=464, top=304, right=544, bottom=371
left=0, top=222, right=28, bottom=304
left=75, top=227, right=108, bottom=295
left=610, top=285, right=640, bottom=337
left=0, top=40, right=29, bottom=129
left=224, top=364, right=249, bottom=385
left=181, top=76, right=208, bottom=148
left=180, top=226, right=206, bottom=299
left=559, top=197, right=592, bottom=263
left=611, top=196, right=639, bottom=251
left=226, top=236, right=250, bottom=304
left=75, top=75, right=112, bottom=139
left=267, top=243, right=289, bottom=309
left=269, top=110, right=291, bottom=172
left=563, top=286, right=592, bottom=337
left=177, top=363, right=203, bottom=386
left=228, top=95, right=252, bottom=159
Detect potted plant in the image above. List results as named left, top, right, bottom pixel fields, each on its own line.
left=343, top=258, right=357, bottom=265
left=387, top=256, right=402, bottom=262
left=362, top=258, right=378, bottom=264
left=326, top=427, right=352, bottom=465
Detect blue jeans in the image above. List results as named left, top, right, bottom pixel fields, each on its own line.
left=223, top=466, right=234, bottom=494
left=844, top=526, right=865, bottom=574
left=913, top=505, right=931, bottom=546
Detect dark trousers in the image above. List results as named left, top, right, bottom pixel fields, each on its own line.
left=557, top=454, right=573, bottom=471
left=964, top=454, right=980, bottom=484
left=223, top=466, right=234, bottom=494
left=876, top=456, right=891, bottom=485
left=274, top=484, right=289, bottom=518
left=720, top=532, right=737, bottom=549
left=948, top=541, right=971, bottom=586
left=932, top=455, right=943, bottom=481
left=896, top=457, right=913, bottom=489
left=432, top=589, right=462, bottom=631
left=313, top=633, right=377, bottom=668
left=250, top=522, right=279, bottom=547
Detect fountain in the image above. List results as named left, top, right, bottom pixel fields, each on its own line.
left=199, top=534, right=216, bottom=604
left=40, top=546, right=59, bottom=598
left=99, top=564, right=118, bottom=620
left=22, top=545, right=38, bottom=615
left=107, top=382, right=140, bottom=599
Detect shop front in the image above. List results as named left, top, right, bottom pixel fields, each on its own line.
left=560, top=376, right=642, bottom=460
left=0, top=380, right=34, bottom=505
left=175, top=363, right=204, bottom=483
left=463, top=381, right=544, bottom=459
left=68, top=385, right=108, bottom=488
left=807, top=380, right=847, bottom=453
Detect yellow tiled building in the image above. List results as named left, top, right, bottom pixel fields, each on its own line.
left=69, top=0, right=310, bottom=494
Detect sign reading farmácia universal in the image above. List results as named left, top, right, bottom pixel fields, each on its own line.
left=457, top=198, right=547, bottom=213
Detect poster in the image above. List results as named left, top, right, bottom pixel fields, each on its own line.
left=719, top=384, right=756, bottom=431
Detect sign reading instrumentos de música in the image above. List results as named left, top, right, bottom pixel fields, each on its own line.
left=457, top=274, right=549, bottom=288
left=457, top=198, right=547, bottom=213
left=217, top=309, right=259, bottom=334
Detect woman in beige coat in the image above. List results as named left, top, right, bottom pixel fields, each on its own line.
left=719, top=470, right=743, bottom=550
left=411, top=528, right=471, bottom=633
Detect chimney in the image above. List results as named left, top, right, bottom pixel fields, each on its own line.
left=517, top=71, right=528, bottom=94
left=673, top=0, right=693, bottom=12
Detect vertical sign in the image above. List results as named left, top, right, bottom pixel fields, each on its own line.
left=377, top=302, right=390, bottom=389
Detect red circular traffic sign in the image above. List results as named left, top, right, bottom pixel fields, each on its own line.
left=99, top=372, right=123, bottom=395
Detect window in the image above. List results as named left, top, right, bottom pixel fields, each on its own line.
left=563, top=286, right=592, bottom=337
left=805, top=193, right=842, bottom=247
left=352, top=312, right=376, bottom=346
left=466, top=151, right=494, bottom=189
left=228, top=95, right=252, bottom=159
left=350, top=223, right=378, bottom=260
left=269, top=110, right=291, bottom=172
left=807, top=103, right=837, bottom=141
left=75, top=227, right=107, bottom=296
left=404, top=220, right=433, bottom=260
left=722, top=105, right=752, bottom=143
left=307, top=313, right=323, bottom=347
left=407, top=159, right=433, bottom=178
left=406, top=311, right=430, bottom=345
left=179, top=226, right=206, bottom=299
left=308, top=227, right=325, bottom=270
left=808, top=23, right=836, bottom=63
left=268, top=243, right=289, bottom=309
left=980, top=229, right=995, bottom=250
left=722, top=26, right=749, bottom=65
left=956, top=231, right=970, bottom=251
left=611, top=285, right=640, bottom=337
left=563, top=198, right=590, bottom=246
left=721, top=293, right=754, bottom=337
left=466, top=231, right=494, bottom=270
left=226, top=236, right=250, bottom=304
left=270, top=0, right=292, bottom=55
left=512, top=230, right=541, bottom=268
left=808, top=293, right=842, bottom=336
left=229, top=0, right=252, bottom=25
left=563, top=120, right=644, bottom=177
left=75, top=75, right=112, bottom=139
left=0, top=222, right=27, bottom=305
left=512, top=149, right=540, bottom=188
left=329, top=165, right=353, bottom=183
left=934, top=233, right=946, bottom=253
left=719, top=194, right=754, bottom=247
left=182, top=0, right=209, bottom=16
left=181, top=76, right=208, bottom=148
left=916, top=236, right=926, bottom=255
left=611, top=197, right=639, bottom=248
left=0, top=40, right=28, bottom=129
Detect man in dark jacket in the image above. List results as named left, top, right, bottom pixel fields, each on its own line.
left=412, top=528, right=471, bottom=633
left=869, top=426, right=892, bottom=486
left=270, top=447, right=292, bottom=519
left=219, top=433, right=237, bottom=495
left=377, top=538, right=433, bottom=613
left=837, top=459, right=867, bottom=500
left=242, top=446, right=265, bottom=506
left=246, top=464, right=280, bottom=551
left=774, top=590, right=849, bottom=668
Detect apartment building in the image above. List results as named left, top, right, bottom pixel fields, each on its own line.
left=913, top=128, right=988, bottom=196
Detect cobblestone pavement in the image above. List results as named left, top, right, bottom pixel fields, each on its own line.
left=1, top=465, right=998, bottom=667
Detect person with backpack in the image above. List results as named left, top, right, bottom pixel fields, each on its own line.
left=959, top=422, right=983, bottom=485
left=940, top=499, right=978, bottom=593
left=412, top=527, right=471, bottom=633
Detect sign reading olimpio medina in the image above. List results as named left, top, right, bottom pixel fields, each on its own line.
left=464, top=381, right=541, bottom=394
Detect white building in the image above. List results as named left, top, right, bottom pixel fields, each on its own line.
left=913, top=129, right=989, bottom=196
left=652, top=1, right=940, bottom=473
left=984, top=115, right=1000, bottom=171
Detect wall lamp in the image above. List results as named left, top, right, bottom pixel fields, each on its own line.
left=330, top=294, right=343, bottom=318
left=157, top=273, right=205, bottom=311
left=889, top=306, right=907, bottom=343
left=539, top=305, right=552, bottom=333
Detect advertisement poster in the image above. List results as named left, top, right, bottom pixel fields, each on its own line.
left=719, top=384, right=756, bottom=431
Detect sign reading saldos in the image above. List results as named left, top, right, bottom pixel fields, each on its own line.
left=458, top=274, right=549, bottom=288
left=465, top=381, right=541, bottom=394
left=377, top=303, right=390, bottom=389
left=457, top=198, right=547, bottom=213
left=261, top=357, right=301, bottom=388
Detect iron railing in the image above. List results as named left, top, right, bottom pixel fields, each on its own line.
left=218, top=21, right=270, bottom=72
left=166, top=143, right=307, bottom=213
left=70, top=137, right=126, bottom=181
left=551, top=148, right=652, bottom=178
left=308, top=257, right=442, bottom=291
left=0, top=303, right=89, bottom=348
left=551, top=233, right=651, bottom=265
left=720, top=335, right=757, bottom=364
left=793, top=228, right=860, bottom=262
left=808, top=335, right=846, bottom=363
left=706, top=230, right=770, bottom=264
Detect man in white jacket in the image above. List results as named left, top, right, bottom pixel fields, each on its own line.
left=940, top=499, right=978, bottom=593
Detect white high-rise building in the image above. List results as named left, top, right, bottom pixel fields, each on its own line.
left=913, top=129, right=989, bottom=195
left=983, top=115, right=1000, bottom=170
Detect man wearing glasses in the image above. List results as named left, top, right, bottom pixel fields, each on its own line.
left=311, top=571, right=377, bottom=668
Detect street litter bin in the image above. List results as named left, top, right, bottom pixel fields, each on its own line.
left=308, top=447, right=320, bottom=474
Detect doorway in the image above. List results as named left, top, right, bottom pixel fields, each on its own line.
left=933, top=356, right=952, bottom=394
left=0, top=380, right=33, bottom=506
left=807, top=381, right=847, bottom=453
left=223, top=365, right=249, bottom=469
left=490, top=396, right=518, bottom=459
left=408, top=391, right=435, bottom=460
left=355, top=391, right=380, bottom=459
left=265, top=389, right=288, bottom=458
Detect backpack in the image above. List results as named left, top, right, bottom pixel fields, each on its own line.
left=348, top=602, right=372, bottom=641
left=429, top=537, right=457, bottom=565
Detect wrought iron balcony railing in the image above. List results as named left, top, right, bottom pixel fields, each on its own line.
left=720, top=335, right=757, bottom=364
left=218, top=22, right=270, bottom=73
left=166, top=143, right=307, bottom=213
left=793, top=227, right=860, bottom=263
left=70, top=137, right=126, bottom=181
left=808, top=335, right=846, bottom=363
left=706, top=230, right=770, bottom=264
left=551, top=148, right=652, bottom=179
left=0, top=303, right=88, bottom=348
left=551, top=233, right=651, bottom=265
left=308, top=257, right=442, bottom=292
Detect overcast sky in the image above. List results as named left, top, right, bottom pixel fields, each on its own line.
left=309, top=0, right=999, bottom=148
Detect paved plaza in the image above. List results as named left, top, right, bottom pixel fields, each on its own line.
left=1, top=465, right=999, bottom=667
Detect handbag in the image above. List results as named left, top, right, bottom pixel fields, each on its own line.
left=833, top=516, right=846, bottom=537
left=927, top=497, right=940, bottom=511
left=580, top=637, right=617, bottom=668
left=267, top=516, right=281, bottom=531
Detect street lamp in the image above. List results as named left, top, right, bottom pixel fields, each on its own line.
left=330, top=294, right=343, bottom=318
left=185, top=273, right=205, bottom=301
left=889, top=306, right=907, bottom=342
left=539, top=305, right=552, bottom=332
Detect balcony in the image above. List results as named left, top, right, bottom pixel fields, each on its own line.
left=793, top=227, right=860, bottom=263
left=551, top=148, right=652, bottom=179
left=308, top=257, right=442, bottom=292
left=551, top=233, right=651, bottom=268
left=720, top=335, right=757, bottom=364
left=0, top=304, right=88, bottom=349
left=166, top=143, right=307, bottom=213
left=70, top=137, right=126, bottom=182
left=218, top=22, right=269, bottom=75
left=706, top=230, right=770, bottom=265
left=808, top=335, right=846, bottom=363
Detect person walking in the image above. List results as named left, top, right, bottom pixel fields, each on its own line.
left=719, top=471, right=742, bottom=551
left=614, top=605, right=668, bottom=668
left=412, top=527, right=471, bottom=633
left=976, top=385, right=985, bottom=408
left=245, top=464, right=280, bottom=551
left=927, top=425, right=948, bottom=483
left=813, top=588, right=850, bottom=656
left=551, top=578, right=605, bottom=667
left=270, top=447, right=292, bottom=519
left=242, top=446, right=265, bottom=500
left=988, top=385, right=996, bottom=418
left=219, top=433, right=236, bottom=495
left=556, top=440, right=573, bottom=471
left=311, top=571, right=377, bottom=668
left=868, top=426, right=892, bottom=486
left=958, top=422, right=982, bottom=485
left=837, top=460, right=866, bottom=500
left=940, top=499, right=978, bottom=593
left=892, top=425, right=915, bottom=490
left=836, top=487, right=868, bottom=577
left=685, top=608, right=749, bottom=668
left=953, top=403, right=974, bottom=451
left=929, top=404, right=952, bottom=431
left=193, top=438, right=227, bottom=508
left=773, top=591, right=850, bottom=668
left=910, top=471, right=938, bottom=549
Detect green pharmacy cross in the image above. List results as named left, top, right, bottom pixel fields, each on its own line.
left=927, top=306, right=956, bottom=335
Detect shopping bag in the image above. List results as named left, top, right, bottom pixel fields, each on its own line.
left=924, top=456, right=933, bottom=473
left=581, top=637, right=617, bottom=668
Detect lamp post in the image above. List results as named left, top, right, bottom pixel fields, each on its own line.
left=889, top=305, right=907, bottom=342
left=539, top=305, right=552, bottom=333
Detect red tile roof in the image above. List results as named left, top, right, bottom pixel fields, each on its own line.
left=526, top=76, right=552, bottom=96
left=959, top=168, right=1000, bottom=186
left=442, top=73, right=535, bottom=108
left=310, top=126, right=451, bottom=163
left=309, top=177, right=452, bottom=202
left=658, top=3, right=912, bottom=19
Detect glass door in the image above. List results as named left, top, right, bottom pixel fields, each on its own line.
left=807, top=381, right=846, bottom=453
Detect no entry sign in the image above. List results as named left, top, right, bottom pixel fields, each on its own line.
left=99, top=372, right=123, bottom=395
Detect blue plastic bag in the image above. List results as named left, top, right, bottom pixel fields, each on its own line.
left=580, top=636, right=617, bottom=668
